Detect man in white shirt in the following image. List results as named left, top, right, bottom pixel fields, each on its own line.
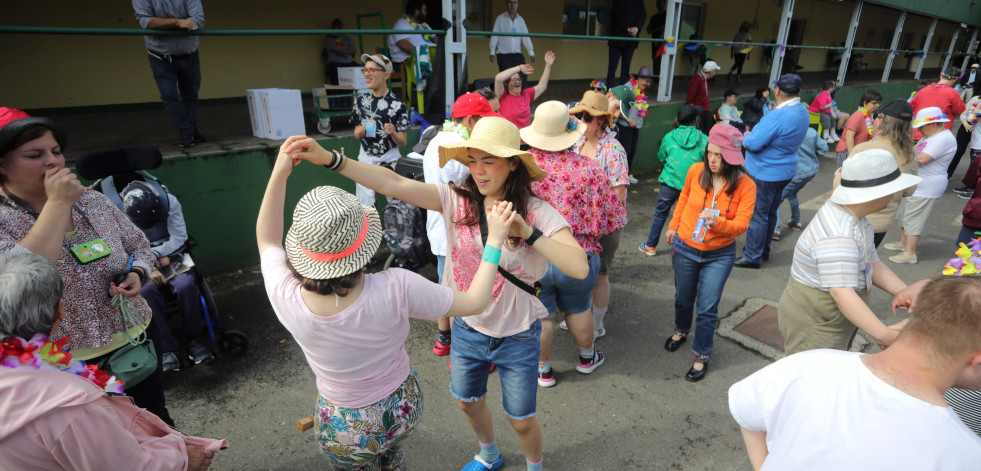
left=388, top=0, right=437, bottom=65
left=731, top=275, right=981, bottom=471
left=490, top=0, right=535, bottom=87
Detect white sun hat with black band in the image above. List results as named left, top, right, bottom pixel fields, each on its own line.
left=830, top=149, right=922, bottom=205
left=285, top=186, right=382, bottom=279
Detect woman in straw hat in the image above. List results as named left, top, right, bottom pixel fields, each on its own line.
left=520, top=101, right=626, bottom=388
left=256, top=137, right=519, bottom=470
left=663, top=124, right=756, bottom=382
left=284, top=117, right=588, bottom=471
left=778, top=148, right=921, bottom=355
left=566, top=91, right=629, bottom=341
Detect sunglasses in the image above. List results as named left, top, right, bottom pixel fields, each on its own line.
left=576, top=113, right=595, bottom=123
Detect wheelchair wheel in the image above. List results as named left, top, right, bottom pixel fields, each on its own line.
left=218, top=330, right=249, bottom=357
left=317, top=119, right=331, bottom=134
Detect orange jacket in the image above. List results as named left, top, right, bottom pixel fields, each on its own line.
left=668, top=162, right=757, bottom=251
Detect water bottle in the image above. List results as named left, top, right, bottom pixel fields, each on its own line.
left=691, top=208, right=721, bottom=243
left=383, top=232, right=401, bottom=249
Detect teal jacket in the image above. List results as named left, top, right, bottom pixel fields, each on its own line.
left=657, top=125, right=708, bottom=190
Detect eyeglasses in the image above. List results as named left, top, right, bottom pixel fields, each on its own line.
left=362, top=67, right=385, bottom=75
left=576, top=113, right=595, bottom=123
left=592, top=87, right=605, bottom=92
left=509, top=77, right=522, bottom=83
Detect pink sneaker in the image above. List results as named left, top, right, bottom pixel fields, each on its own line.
left=432, top=338, right=450, bottom=356
left=538, top=367, right=556, bottom=388
left=576, top=352, right=605, bottom=374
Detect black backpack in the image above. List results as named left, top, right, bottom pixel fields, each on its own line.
left=382, top=198, right=432, bottom=266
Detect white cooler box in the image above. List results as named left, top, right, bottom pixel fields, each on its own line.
left=246, top=88, right=306, bottom=139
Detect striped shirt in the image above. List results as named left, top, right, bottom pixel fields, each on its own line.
left=946, top=388, right=981, bottom=438
left=790, top=201, right=878, bottom=291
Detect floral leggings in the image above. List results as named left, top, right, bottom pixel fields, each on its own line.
left=315, top=371, right=424, bottom=471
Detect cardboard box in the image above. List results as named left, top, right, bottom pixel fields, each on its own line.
left=258, top=89, right=306, bottom=140
left=337, top=66, right=369, bottom=93
left=246, top=88, right=281, bottom=138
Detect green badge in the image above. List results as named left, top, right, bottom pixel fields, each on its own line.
left=69, top=238, right=112, bottom=264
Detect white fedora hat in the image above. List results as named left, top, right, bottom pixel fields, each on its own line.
left=830, top=149, right=921, bottom=205
left=285, top=186, right=382, bottom=279
left=520, top=101, right=585, bottom=152
left=912, top=106, right=950, bottom=129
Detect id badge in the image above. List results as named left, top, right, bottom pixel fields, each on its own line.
left=70, top=238, right=112, bottom=264
left=864, top=266, right=873, bottom=293
left=365, top=122, right=377, bottom=138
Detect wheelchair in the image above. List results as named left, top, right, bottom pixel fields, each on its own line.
left=75, top=146, right=249, bottom=363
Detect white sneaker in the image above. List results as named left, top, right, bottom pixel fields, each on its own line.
left=594, top=324, right=607, bottom=340
left=883, top=241, right=905, bottom=252
left=628, top=174, right=639, bottom=184
left=558, top=320, right=569, bottom=330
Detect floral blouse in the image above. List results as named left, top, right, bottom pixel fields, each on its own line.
left=573, top=132, right=631, bottom=189
left=0, top=189, right=154, bottom=357
left=530, top=149, right=627, bottom=255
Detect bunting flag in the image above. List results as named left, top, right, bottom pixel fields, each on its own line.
left=665, top=36, right=675, bottom=47
left=656, top=43, right=667, bottom=57
left=684, top=42, right=703, bottom=51
left=739, top=46, right=754, bottom=54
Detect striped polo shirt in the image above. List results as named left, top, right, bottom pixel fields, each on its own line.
left=790, top=201, right=878, bottom=291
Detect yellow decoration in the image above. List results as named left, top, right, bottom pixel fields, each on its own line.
left=956, top=243, right=972, bottom=258
left=739, top=46, right=754, bottom=54
left=944, top=266, right=958, bottom=276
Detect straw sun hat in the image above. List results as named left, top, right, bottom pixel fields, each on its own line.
left=568, top=90, right=612, bottom=118
left=830, top=149, right=921, bottom=205
left=285, top=186, right=382, bottom=279
left=438, top=116, right=548, bottom=181
left=520, top=101, right=585, bottom=152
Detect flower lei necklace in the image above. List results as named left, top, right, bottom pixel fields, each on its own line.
left=1, top=333, right=125, bottom=394
left=629, top=78, right=650, bottom=118
left=930, top=82, right=951, bottom=89
left=859, top=107, right=874, bottom=138
left=944, top=236, right=981, bottom=276
left=442, top=120, right=469, bottom=140
left=404, top=15, right=434, bottom=43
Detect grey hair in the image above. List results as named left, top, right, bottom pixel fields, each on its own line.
left=0, top=252, right=63, bottom=339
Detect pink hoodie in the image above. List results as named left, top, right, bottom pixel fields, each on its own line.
left=0, top=368, right=227, bottom=470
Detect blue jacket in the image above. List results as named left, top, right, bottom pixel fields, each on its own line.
left=742, top=100, right=810, bottom=181
left=794, top=127, right=828, bottom=181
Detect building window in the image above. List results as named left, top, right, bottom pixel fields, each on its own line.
left=562, top=0, right=612, bottom=37
left=463, top=0, right=490, bottom=31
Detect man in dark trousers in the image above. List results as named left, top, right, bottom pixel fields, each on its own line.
left=133, top=0, right=205, bottom=149
left=607, top=0, right=646, bottom=88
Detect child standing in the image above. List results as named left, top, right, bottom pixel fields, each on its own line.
left=640, top=104, right=707, bottom=256
left=349, top=54, right=410, bottom=206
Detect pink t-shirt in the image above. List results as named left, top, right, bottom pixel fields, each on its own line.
left=808, top=90, right=832, bottom=114
left=438, top=183, right=569, bottom=337
left=835, top=109, right=873, bottom=153
left=260, top=247, right=453, bottom=407
left=499, top=87, right=536, bottom=129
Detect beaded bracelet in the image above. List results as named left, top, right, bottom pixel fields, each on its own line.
left=482, top=245, right=502, bottom=265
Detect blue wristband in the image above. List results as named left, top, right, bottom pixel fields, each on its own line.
left=482, top=245, right=502, bottom=265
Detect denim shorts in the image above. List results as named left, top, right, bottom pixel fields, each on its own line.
left=449, top=317, right=541, bottom=420
left=539, top=254, right=600, bottom=317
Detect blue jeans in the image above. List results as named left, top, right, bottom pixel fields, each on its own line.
left=148, top=50, right=201, bottom=139
left=671, top=239, right=736, bottom=357
left=743, top=177, right=791, bottom=263
left=645, top=185, right=682, bottom=248
left=449, top=318, right=541, bottom=420
left=141, top=272, right=205, bottom=354
left=958, top=225, right=981, bottom=246
left=539, top=255, right=601, bottom=316
left=775, top=174, right=816, bottom=226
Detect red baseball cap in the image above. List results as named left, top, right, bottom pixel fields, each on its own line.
left=0, top=107, right=66, bottom=153
left=451, top=93, right=500, bottom=119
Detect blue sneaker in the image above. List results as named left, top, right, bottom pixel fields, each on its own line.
left=460, top=455, right=503, bottom=471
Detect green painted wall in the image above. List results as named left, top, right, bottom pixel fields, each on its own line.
left=873, top=0, right=981, bottom=26
left=144, top=80, right=918, bottom=275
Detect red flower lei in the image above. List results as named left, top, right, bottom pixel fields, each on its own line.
left=1, top=334, right=125, bottom=394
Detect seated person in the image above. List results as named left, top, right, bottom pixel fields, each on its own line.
left=0, top=252, right=226, bottom=470
left=120, top=179, right=214, bottom=372
left=718, top=89, right=745, bottom=132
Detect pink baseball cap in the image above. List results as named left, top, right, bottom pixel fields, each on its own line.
left=708, top=124, right=745, bottom=165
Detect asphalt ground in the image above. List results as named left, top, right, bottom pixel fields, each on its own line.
left=164, top=146, right=966, bottom=470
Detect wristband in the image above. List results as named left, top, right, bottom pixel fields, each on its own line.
left=128, top=267, right=148, bottom=286
left=324, top=150, right=345, bottom=170
left=482, top=245, right=502, bottom=265
left=525, top=227, right=543, bottom=246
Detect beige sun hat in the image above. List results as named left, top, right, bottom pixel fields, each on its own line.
left=520, top=101, right=585, bottom=152
left=438, top=116, right=548, bottom=181
left=830, top=149, right=921, bottom=205
left=284, top=186, right=382, bottom=279
left=568, top=90, right=613, bottom=117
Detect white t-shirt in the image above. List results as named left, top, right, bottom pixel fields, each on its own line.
left=913, top=129, right=957, bottom=198
left=422, top=129, right=469, bottom=257
left=961, top=97, right=981, bottom=150
left=729, top=350, right=981, bottom=471
left=388, top=17, right=435, bottom=63
left=260, top=247, right=452, bottom=407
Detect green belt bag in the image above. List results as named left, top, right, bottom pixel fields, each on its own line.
left=99, top=295, right=158, bottom=387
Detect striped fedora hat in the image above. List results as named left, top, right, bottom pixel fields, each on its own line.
left=285, top=186, right=382, bottom=279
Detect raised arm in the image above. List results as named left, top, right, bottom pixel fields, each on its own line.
left=495, top=64, right=531, bottom=98
left=15, top=168, right=84, bottom=262
left=532, top=51, right=555, bottom=100
left=284, top=138, right=442, bottom=213
left=447, top=201, right=517, bottom=316
left=256, top=137, right=306, bottom=254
